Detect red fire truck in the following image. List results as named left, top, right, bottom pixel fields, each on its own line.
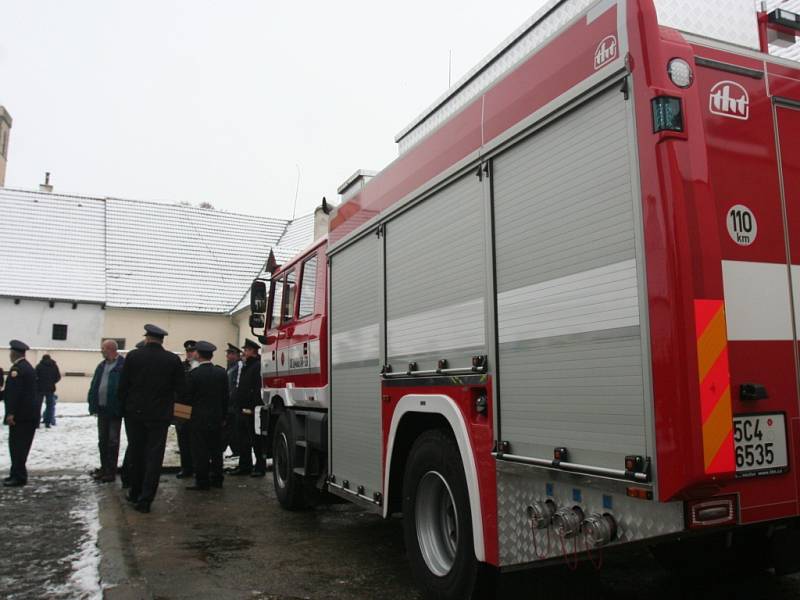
left=249, top=1, right=800, bottom=597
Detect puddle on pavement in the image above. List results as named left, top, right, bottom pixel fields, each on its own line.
left=183, top=535, right=255, bottom=565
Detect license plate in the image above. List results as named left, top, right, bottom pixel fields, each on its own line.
left=733, top=413, right=788, bottom=478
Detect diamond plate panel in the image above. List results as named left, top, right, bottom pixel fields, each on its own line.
left=497, top=462, right=684, bottom=567
left=653, top=0, right=760, bottom=50
left=766, top=0, right=800, bottom=62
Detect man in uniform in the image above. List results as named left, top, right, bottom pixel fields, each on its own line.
left=229, top=339, right=266, bottom=476
left=175, top=339, right=197, bottom=479
left=184, top=341, right=228, bottom=490
left=118, top=325, right=184, bottom=513
left=3, top=340, right=40, bottom=487
left=222, top=343, right=242, bottom=458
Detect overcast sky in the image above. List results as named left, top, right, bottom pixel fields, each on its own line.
left=0, top=0, right=548, bottom=219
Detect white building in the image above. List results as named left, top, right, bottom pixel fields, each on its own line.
left=0, top=187, right=319, bottom=401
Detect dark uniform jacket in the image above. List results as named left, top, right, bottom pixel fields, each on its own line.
left=3, top=358, right=39, bottom=423
left=35, top=358, right=61, bottom=394
left=118, top=343, right=184, bottom=421
left=226, top=361, right=242, bottom=406
left=185, top=362, right=228, bottom=428
left=231, top=355, right=262, bottom=411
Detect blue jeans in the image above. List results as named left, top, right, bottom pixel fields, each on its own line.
left=41, top=393, right=57, bottom=426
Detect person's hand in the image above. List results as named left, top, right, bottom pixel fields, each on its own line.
left=5, top=414, right=15, bottom=426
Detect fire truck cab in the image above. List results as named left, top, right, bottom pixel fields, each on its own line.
left=251, top=1, right=800, bottom=598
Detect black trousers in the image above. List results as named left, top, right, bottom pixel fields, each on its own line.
left=125, top=419, right=169, bottom=504
left=191, top=425, right=223, bottom=486
left=8, top=421, right=37, bottom=482
left=97, top=414, right=122, bottom=476
left=221, top=409, right=239, bottom=455
left=176, top=421, right=193, bottom=474
left=237, top=412, right=265, bottom=472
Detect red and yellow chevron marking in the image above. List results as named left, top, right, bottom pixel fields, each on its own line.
left=695, top=300, right=735, bottom=474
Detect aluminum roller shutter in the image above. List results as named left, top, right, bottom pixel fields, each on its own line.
left=493, top=86, right=647, bottom=470
left=385, top=172, right=487, bottom=371
left=330, top=233, right=382, bottom=498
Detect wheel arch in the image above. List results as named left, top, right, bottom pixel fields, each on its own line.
left=383, top=394, right=486, bottom=563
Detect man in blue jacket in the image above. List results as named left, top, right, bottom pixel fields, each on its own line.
left=88, top=339, right=125, bottom=483
left=4, top=339, right=40, bottom=487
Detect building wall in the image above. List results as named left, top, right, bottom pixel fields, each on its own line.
left=231, top=309, right=254, bottom=349
left=1, top=305, right=240, bottom=403
left=0, top=298, right=105, bottom=350
left=103, top=307, right=237, bottom=366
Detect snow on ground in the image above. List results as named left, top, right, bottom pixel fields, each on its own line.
left=47, top=489, right=102, bottom=600
left=0, top=402, right=125, bottom=473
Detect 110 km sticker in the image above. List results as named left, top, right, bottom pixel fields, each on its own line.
left=727, top=204, right=758, bottom=246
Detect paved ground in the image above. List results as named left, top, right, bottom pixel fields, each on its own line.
left=2, top=406, right=800, bottom=599
left=97, top=473, right=800, bottom=600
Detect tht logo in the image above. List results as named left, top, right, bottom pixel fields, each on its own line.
left=594, top=36, right=618, bottom=70
left=709, top=81, right=750, bottom=120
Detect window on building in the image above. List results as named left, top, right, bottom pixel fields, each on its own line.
left=52, top=324, right=68, bottom=341
left=282, top=269, right=297, bottom=324
left=298, top=255, right=317, bottom=319
left=269, top=276, right=284, bottom=329
left=103, top=337, right=126, bottom=350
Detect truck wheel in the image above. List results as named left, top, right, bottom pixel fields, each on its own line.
left=272, top=412, right=304, bottom=510
left=402, top=429, right=491, bottom=600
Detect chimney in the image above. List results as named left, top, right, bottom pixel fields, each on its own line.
left=313, top=196, right=336, bottom=240
left=0, top=106, right=12, bottom=188
left=40, top=172, right=53, bottom=193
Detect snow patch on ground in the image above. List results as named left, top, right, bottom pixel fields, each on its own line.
left=47, top=490, right=102, bottom=600
left=0, top=403, right=127, bottom=473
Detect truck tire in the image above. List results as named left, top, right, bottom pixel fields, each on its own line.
left=402, top=429, right=492, bottom=600
left=272, top=412, right=304, bottom=510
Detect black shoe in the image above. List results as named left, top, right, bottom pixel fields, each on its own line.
left=3, top=479, right=25, bottom=487
left=175, top=471, right=194, bottom=479
left=185, top=484, right=210, bottom=491
left=250, top=470, right=266, bottom=478
left=126, top=492, right=138, bottom=504
left=133, top=501, right=151, bottom=514
left=227, top=468, right=252, bottom=476
left=3, top=476, right=12, bottom=483
left=210, top=481, right=223, bottom=489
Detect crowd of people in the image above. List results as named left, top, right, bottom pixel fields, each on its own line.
left=1, top=325, right=267, bottom=514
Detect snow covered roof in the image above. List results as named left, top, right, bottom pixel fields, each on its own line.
left=0, top=187, right=316, bottom=313
left=0, top=189, right=106, bottom=303
left=228, top=213, right=321, bottom=315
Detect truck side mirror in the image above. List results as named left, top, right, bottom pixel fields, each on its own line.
left=251, top=280, right=267, bottom=314
left=249, top=314, right=266, bottom=329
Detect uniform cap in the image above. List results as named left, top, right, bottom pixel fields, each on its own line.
left=226, top=343, right=241, bottom=354
left=144, top=324, right=168, bottom=339
left=195, top=340, right=217, bottom=353
left=243, top=338, right=260, bottom=351
left=183, top=339, right=197, bottom=350
left=9, top=339, right=29, bottom=352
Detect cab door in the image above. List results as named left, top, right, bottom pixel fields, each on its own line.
left=282, top=253, right=325, bottom=408
left=275, top=268, right=297, bottom=387
left=263, top=274, right=285, bottom=385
